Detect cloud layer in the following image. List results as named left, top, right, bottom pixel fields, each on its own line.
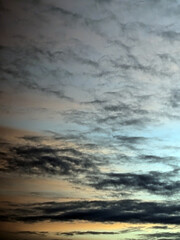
left=1, top=0, right=180, bottom=239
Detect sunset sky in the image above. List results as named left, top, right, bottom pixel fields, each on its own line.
left=0, top=0, right=180, bottom=239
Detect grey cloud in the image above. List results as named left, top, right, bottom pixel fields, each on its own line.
left=95, top=0, right=113, bottom=3
left=120, top=118, right=150, bottom=127
left=60, top=227, right=141, bottom=236
left=92, top=171, right=180, bottom=196
left=2, top=0, right=179, bottom=129
left=0, top=144, right=99, bottom=178
left=104, top=104, right=131, bottom=112
left=0, top=231, right=52, bottom=240
left=1, top=131, right=179, bottom=197
left=0, top=45, right=73, bottom=100
left=161, top=31, right=180, bottom=42
left=21, top=135, right=45, bottom=143
left=139, top=154, right=176, bottom=163
left=1, top=199, right=180, bottom=225
left=95, top=104, right=150, bottom=127
left=20, top=81, right=73, bottom=101
left=1, top=1, right=180, bottom=235
left=46, top=1, right=112, bottom=37
left=81, top=99, right=107, bottom=105
left=49, top=5, right=81, bottom=20
left=61, top=231, right=119, bottom=236
left=18, top=231, right=48, bottom=235
left=170, top=89, right=180, bottom=108
left=114, top=135, right=147, bottom=144
left=151, top=226, right=169, bottom=229
left=57, top=48, right=99, bottom=71
left=141, top=232, right=180, bottom=240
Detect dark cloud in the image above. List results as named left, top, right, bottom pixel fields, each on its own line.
left=120, top=118, right=150, bottom=127
left=141, top=232, right=180, bottom=240
left=91, top=171, right=180, bottom=195
left=139, top=154, right=176, bottom=163
left=0, top=144, right=98, bottom=177
left=81, top=99, right=107, bottom=105
left=61, top=231, right=119, bottom=236
left=60, top=228, right=141, bottom=236
left=1, top=132, right=179, bottom=197
left=0, top=45, right=73, bottom=100
left=103, top=103, right=148, bottom=119
left=114, top=135, right=147, bottom=144
left=97, top=116, right=150, bottom=128
left=18, top=231, right=48, bottom=235
left=1, top=199, right=180, bottom=225
left=104, top=104, right=131, bottom=112
left=21, top=135, right=45, bottom=143
left=151, top=225, right=169, bottom=229
left=0, top=231, right=51, bottom=240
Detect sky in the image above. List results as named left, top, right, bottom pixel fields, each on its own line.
left=0, top=0, right=180, bottom=239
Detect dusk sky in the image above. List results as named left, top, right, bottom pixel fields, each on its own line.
left=0, top=0, right=180, bottom=239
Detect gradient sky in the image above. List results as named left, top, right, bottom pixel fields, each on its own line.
left=0, top=0, right=180, bottom=239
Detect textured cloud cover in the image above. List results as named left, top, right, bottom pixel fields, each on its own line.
left=1, top=199, right=180, bottom=224
left=0, top=0, right=180, bottom=239
left=1, top=130, right=179, bottom=199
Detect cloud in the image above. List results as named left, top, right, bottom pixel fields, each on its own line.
left=1, top=199, right=180, bottom=225
left=161, top=30, right=180, bottom=42
left=2, top=0, right=180, bottom=133
left=0, top=231, right=52, bottom=240
left=1, top=144, right=98, bottom=177
left=21, top=135, right=45, bottom=143
left=0, top=128, right=102, bottom=181
left=91, top=171, right=180, bottom=196
left=0, top=44, right=73, bottom=101
left=141, top=232, right=180, bottom=240
left=81, top=99, right=107, bottom=105
left=170, top=89, right=180, bottom=108
left=1, top=1, right=180, bottom=238
left=1, top=127, right=179, bottom=198
left=151, top=225, right=169, bottom=229
left=48, top=5, right=82, bottom=21
left=139, top=154, right=176, bottom=163
left=61, top=231, right=119, bottom=236
left=60, top=228, right=141, bottom=236
left=114, top=135, right=147, bottom=144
